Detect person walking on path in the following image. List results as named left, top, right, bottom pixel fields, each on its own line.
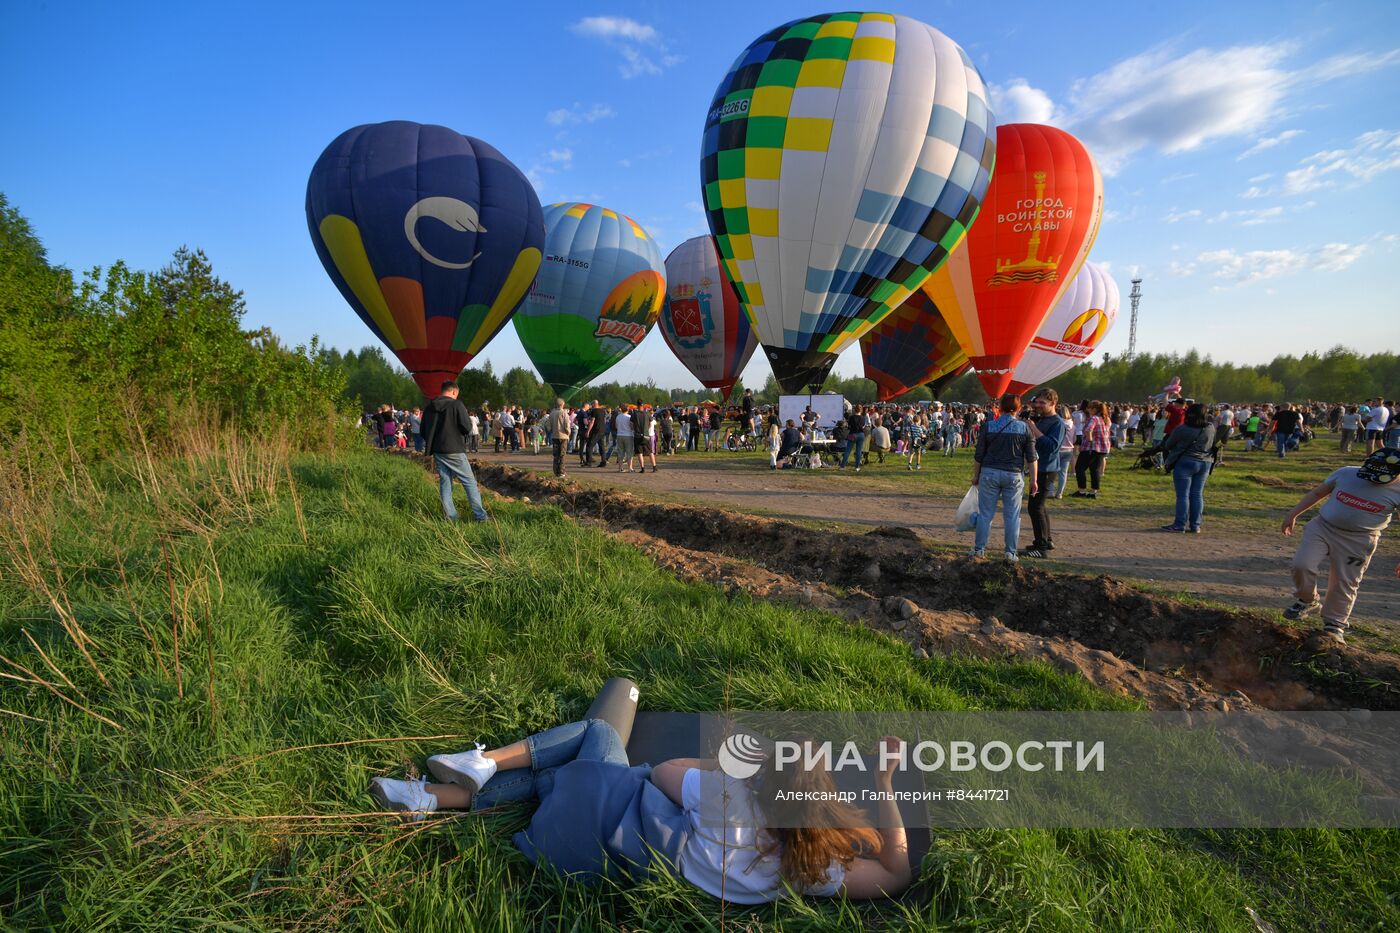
left=970, top=393, right=1038, bottom=561
left=615, top=406, right=637, bottom=473
left=634, top=403, right=658, bottom=473
left=1281, top=447, right=1400, bottom=646
left=1073, top=401, right=1111, bottom=499
left=421, top=381, right=489, bottom=522
left=544, top=398, right=571, bottom=480
left=1023, top=389, right=1064, bottom=558
left=1160, top=403, right=1217, bottom=534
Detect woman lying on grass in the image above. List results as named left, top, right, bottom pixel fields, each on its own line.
left=370, top=718, right=911, bottom=903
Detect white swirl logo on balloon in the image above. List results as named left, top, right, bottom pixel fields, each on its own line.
left=717, top=731, right=768, bottom=780
left=404, top=197, right=486, bottom=269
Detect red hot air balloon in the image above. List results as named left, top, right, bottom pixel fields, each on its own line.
left=922, top=124, right=1102, bottom=399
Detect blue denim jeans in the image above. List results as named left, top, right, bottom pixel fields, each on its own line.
left=975, top=468, right=1024, bottom=553
left=1275, top=432, right=1288, bottom=457
left=1172, top=458, right=1211, bottom=530
left=434, top=453, right=488, bottom=521
left=841, top=432, right=865, bottom=468
left=472, top=719, right=628, bottom=810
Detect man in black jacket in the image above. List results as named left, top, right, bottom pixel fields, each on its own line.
left=420, top=381, right=489, bottom=522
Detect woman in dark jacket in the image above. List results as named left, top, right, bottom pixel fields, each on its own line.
left=1160, top=403, right=1217, bottom=533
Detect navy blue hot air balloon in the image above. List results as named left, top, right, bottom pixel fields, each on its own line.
left=306, top=121, right=544, bottom=396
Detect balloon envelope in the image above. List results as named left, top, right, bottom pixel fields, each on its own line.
left=306, top=121, right=543, bottom=397
left=513, top=202, right=665, bottom=398
left=859, top=290, right=969, bottom=401
left=660, top=236, right=758, bottom=401
left=1006, top=261, right=1119, bottom=394
left=700, top=12, right=995, bottom=393
left=923, top=123, right=1103, bottom=399
left=927, top=360, right=972, bottom=399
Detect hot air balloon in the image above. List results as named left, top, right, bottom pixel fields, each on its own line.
left=513, top=203, right=665, bottom=398
left=659, top=236, right=758, bottom=401
left=927, top=360, right=972, bottom=399
left=859, top=290, right=969, bottom=401
left=306, top=121, right=543, bottom=397
left=923, top=123, right=1103, bottom=399
left=1006, top=261, right=1119, bottom=395
left=700, top=12, right=995, bottom=393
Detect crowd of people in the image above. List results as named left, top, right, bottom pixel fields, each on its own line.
left=383, top=383, right=1397, bottom=648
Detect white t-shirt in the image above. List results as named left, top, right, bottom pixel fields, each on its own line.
left=1071, top=410, right=1085, bottom=437
left=468, top=415, right=480, bottom=436
left=615, top=412, right=634, bottom=437
left=1217, top=409, right=1235, bottom=427
left=1367, top=406, right=1391, bottom=432
left=1318, top=468, right=1400, bottom=533
left=678, top=769, right=844, bottom=904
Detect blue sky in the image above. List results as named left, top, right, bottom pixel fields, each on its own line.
left=4, top=1, right=1399, bottom=391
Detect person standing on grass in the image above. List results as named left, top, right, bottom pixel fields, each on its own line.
left=1023, top=389, right=1064, bottom=558
left=904, top=413, right=926, bottom=471
left=1282, top=447, right=1400, bottom=647
left=1160, top=403, right=1217, bottom=534
left=420, top=381, right=489, bottom=523
left=1052, top=404, right=1075, bottom=498
left=1073, top=401, right=1111, bottom=499
left=1366, top=398, right=1392, bottom=454
left=970, top=393, right=1038, bottom=561
left=543, top=398, right=571, bottom=480
left=1163, top=397, right=1187, bottom=436
left=840, top=405, right=868, bottom=471
left=1271, top=403, right=1303, bottom=458
left=1339, top=406, right=1361, bottom=452
left=1386, top=401, right=1400, bottom=449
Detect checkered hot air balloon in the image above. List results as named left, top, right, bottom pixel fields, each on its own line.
left=306, top=122, right=544, bottom=397
left=923, top=123, right=1104, bottom=399
left=513, top=202, right=665, bottom=399
left=859, top=290, right=969, bottom=401
left=1007, top=261, right=1119, bottom=395
left=660, top=236, right=758, bottom=402
left=699, top=12, right=995, bottom=394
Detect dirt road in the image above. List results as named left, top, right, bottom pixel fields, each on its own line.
left=483, top=448, right=1399, bottom=648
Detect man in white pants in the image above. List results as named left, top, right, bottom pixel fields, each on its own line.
left=1281, top=447, right=1400, bottom=647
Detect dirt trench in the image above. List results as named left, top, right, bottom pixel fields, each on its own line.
left=424, top=454, right=1400, bottom=711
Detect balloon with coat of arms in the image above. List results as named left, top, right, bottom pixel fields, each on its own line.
left=922, top=123, right=1103, bottom=399
left=513, top=202, right=665, bottom=399
left=1006, top=261, right=1119, bottom=394
left=699, top=11, right=995, bottom=394
left=660, top=236, right=758, bottom=402
left=305, top=121, right=544, bottom=397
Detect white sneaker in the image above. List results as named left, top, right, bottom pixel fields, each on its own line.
left=1004, top=551, right=1019, bottom=563
left=968, top=548, right=986, bottom=559
left=369, top=777, right=438, bottom=822
left=426, top=743, right=498, bottom=790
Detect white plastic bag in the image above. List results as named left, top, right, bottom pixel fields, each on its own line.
left=954, top=485, right=980, bottom=533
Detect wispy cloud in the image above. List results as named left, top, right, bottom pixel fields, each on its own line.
left=1283, top=129, right=1400, bottom=194
left=1163, top=208, right=1202, bottom=223
left=546, top=102, right=615, bottom=126
left=991, top=43, right=1400, bottom=174
left=1177, top=241, right=1369, bottom=284
left=524, top=148, right=575, bottom=194
left=1238, top=129, right=1303, bottom=160
left=572, top=16, right=681, bottom=79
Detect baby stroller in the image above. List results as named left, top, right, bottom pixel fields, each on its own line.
left=1131, top=444, right=1166, bottom=473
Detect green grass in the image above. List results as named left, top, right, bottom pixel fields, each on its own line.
left=2, top=447, right=1397, bottom=930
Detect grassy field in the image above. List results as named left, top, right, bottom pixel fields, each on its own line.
left=2, top=441, right=1397, bottom=930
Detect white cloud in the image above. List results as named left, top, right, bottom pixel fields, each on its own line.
left=1005, top=42, right=1400, bottom=174
left=1206, top=206, right=1285, bottom=225
left=1188, top=242, right=1368, bottom=284
left=1240, top=186, right=1268, bottom=199
left=1282, top=129, right=1400, bottom=194
left=1237, top=128, right=1303, bottom=160
left=1163, top=208, right=1202, bottom=223
left=1248, top=173, right=1273, bottom=184
left=524, top=148, right=575, bottom=194
left=988, top=79, right=1056, bottom=124
left=546, top=103, right=615, bottom=126
left=571, top=16, right=680, bottom=79
left=1158, top=172, right=1197, bottom=184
